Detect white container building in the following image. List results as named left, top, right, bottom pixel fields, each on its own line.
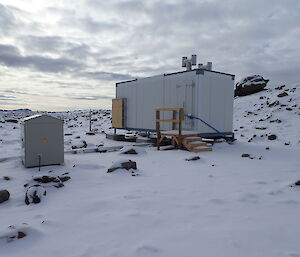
left=113, top=67, right=235, bottom=138
left=21, top=114, right=64, bottom=168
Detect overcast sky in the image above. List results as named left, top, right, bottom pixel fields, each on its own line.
left=0, top=0, right=300, bottom=111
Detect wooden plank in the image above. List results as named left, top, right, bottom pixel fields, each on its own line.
left=172, top=110, right=176, bottom=130
left=112, top=99, right=124, bottom=128
left=190, top=147, right=213, bottom=152
left=188, top=143, right=208, bottom=148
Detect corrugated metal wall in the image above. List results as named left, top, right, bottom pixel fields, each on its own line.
left=116, top=70, right=234, bottom=133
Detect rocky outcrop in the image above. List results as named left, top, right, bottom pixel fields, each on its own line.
left=235, top=75, right=269, bottom=97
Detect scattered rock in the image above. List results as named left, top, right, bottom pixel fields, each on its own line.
left=241, top=153, right=250, bottom=158
left=268, top=100, right=279, bottom=107
left=268, top=134, right=277, bottom=140
left=25, top=185, right=46, bottom=205
left=0, top=190, right=10, bottom=203
left=255, top=127, right=266, bottom=130
left=121, top=148, right=138, bottom=155
left=270, top=119, right=282, bottom=123
left=185, top=156, right=200, bottom=161
left=107, top=160, right=137, bottom=173
left=277, top=92, right=288, bottom=97
left=5, top=119, right=18, bottom=123
left=235, top=75, right=269, bottom=96
left=33, top=175, right=70, bottom=188
left=33, top=176, right=58, bottom=183
left=17, top=231, right=26, bottom=239
left=275, top=85, right=285, bottom=90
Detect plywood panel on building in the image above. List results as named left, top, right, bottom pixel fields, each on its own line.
left=112, top=98, right=123, bottom=128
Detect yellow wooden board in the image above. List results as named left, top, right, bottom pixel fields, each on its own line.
left=112, top=98, right=124, bottom=128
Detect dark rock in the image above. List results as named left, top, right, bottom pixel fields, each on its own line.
left=18, top=231, right=26, bottom=239
left=121, top=160, right=137, bottom=170
left=284, top=142, right=290, bottom=146
left=3, top=176, right=11, bottom=180
left=235, top=75, right=269, bottom=97
left=270, top=119, right=282, bottom=123
left=286, top=107, right=293, bottom=111
left=295, top=180, right=300, bottom=186
left=121, top=148, right=138, bottom=155
left=59, top=176, right=71, bottom=182
left=25, top=185, right=46, bottom=205
left=107, top=160, right=137, bottom=173
left=34, top=176, right=58, bottom=183
left=185, top=156, right=200, bottom=161
left=275, top=85, right=285, bottom=90
left=241, top=153, right=250, bottom=158
left=54, top=183, right=64, bottom=188
left=268, top=101, right=279, bottom=107
left=64, top=133, right=72, bottom=136
left=5, top=119, right=18, bottom=123
left=255, top=127, right=267, bottom=130
left=0, top=190, right=10, bottom=203
left=277, top=92, right=288, bottom=97
left=268, top=134, right=277, bottom=140
left=266, top=147, right=270, bottom=150
left=86, top=132, right=95, bottom=135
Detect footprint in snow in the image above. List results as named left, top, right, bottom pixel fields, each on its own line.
left=238, top=193, right=258, bottom=203
left=135, top=245, right=160, bottom=255
left=208, top=198, right=227, bottom=204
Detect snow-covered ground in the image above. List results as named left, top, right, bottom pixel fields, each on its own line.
left=0, top=84, right=300, bottom=257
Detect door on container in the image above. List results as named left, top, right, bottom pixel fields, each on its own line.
left=176, top=82, right=195, bottom=130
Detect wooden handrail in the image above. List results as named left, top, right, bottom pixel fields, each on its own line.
left=156, top=108, right=184, bottom=150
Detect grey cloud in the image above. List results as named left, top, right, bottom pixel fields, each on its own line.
left=78, top=71, right=134, bottom=81
left=0, top=4, right=16, bottom=35
left=69, top=95, right=113, bottom=101
left=0, top=94, right=17, bottom=101
left=0, top=43, right=82, bottom=73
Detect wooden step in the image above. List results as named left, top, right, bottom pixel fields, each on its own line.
left=183, top=137, right=203, bottom=143
left=189, top=147, right=213, bottom=152
left=188, top=143, right=209, bottom=148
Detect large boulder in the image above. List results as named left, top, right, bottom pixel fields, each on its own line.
left=0, top=190, right=10, bottom=204
left=235, top=75, right=269, bottom=97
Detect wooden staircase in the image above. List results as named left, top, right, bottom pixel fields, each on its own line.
left=182, top=136, right=213, bottom=152
left=155, top=108, right=213, bottom=153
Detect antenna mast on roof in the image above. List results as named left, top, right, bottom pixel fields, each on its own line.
left=182, top=54, right=197, bottom=71
left=182, top=54, right=213, bottom=71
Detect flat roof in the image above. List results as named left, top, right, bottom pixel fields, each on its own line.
left=116, top=68, right=235, bottom=85
left=21, top=114, right=62, bottom=123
